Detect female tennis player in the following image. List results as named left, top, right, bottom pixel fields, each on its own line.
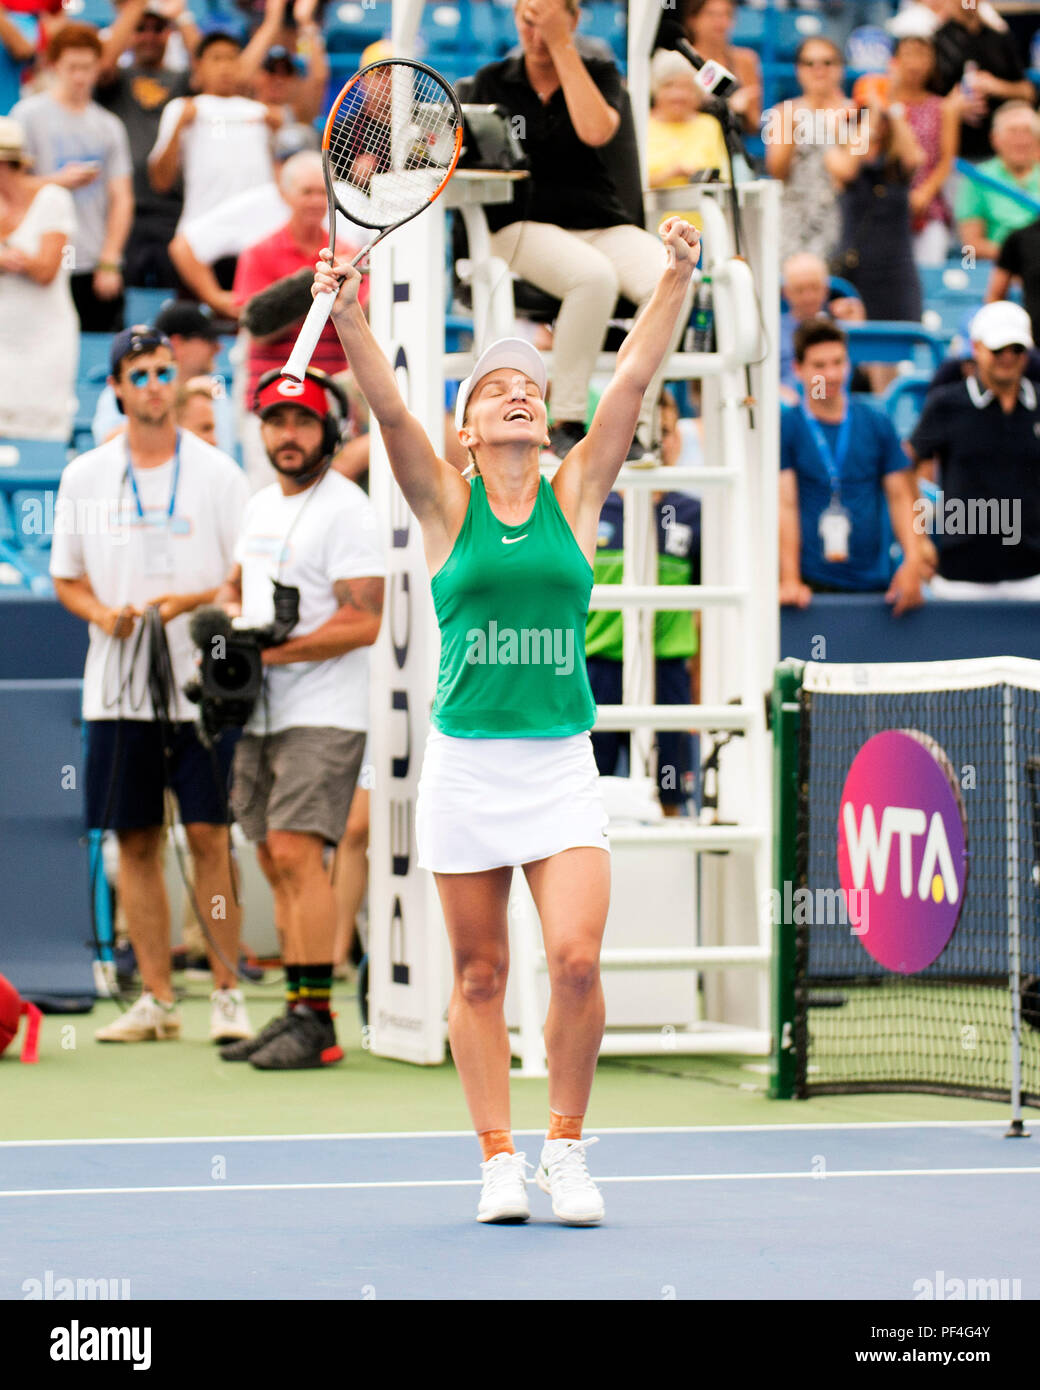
left=314, top=214, right=700, bottom=1224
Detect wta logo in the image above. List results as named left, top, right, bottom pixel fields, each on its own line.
left=837, top=730, right=968, bottom=974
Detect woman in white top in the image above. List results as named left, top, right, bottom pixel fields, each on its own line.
left=0, top=116, right=78, bottom=441
left=764, top=36, right=856, bottom=267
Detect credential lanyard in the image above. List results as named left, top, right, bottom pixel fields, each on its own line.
left=800, top=404, right=851, bottom=500
left=125, top=430, right=182, bottom=521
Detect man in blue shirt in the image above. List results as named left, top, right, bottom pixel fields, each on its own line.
left=780, top=319, right=925, bottom=613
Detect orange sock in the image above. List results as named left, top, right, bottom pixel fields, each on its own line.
left=547, top=1111, right=583, bottom=1141
left=478, top=1128, right=515, bottom=1161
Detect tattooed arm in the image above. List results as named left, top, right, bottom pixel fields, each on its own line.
left=261, top=576, right=384, bottom=665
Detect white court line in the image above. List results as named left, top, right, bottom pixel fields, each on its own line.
left=2, top=1165, right=1039, bottom=1198
left=0, top=1120, right=1013, bottom=1149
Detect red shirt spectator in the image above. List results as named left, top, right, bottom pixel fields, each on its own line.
left=232, top=148, right=367, bottom=401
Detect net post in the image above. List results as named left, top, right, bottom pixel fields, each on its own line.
left=769, top=659, right=803, bottom=1100
left=1003, top=682, right=1031, bottom=1138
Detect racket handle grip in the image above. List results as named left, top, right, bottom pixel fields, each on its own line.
left=281, top=287, right=337, bottom=382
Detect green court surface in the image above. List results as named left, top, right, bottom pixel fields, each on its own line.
left=1, top=974, right=1013, bottom=1143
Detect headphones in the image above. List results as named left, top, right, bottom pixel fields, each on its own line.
left=253, top=367, right=352, bottom=466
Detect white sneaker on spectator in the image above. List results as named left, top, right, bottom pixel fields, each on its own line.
left=477, top=1151, right=531, bottom=1223
left=536, top=1137, right=605, bottom=1224
left=210, top=988, right=252, bottom=1043
left=95, top=992, right=181, bottom=1043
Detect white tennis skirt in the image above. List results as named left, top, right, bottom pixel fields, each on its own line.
left=415, top=728, right=610, bottom=874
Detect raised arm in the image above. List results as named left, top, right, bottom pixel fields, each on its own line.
left=316, top=252, right=468, bottom=531
left=169, top=232, right=241, bottom=320
left=764, top=102, right=797, bottom=181
left=554, top=217, right=699, bottom=517
left=0, top=6, right=34, bottom=62
left=238, top=0, right=289, bottom=87
left=292, top=0, right=328, bottom=124
left=527, top=0, right=619, bottom=148
left=148, top=97, right=194, bottom=193
left=98, top=0, right=148, bottom=81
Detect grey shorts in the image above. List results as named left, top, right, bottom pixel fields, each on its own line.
left=231, top=727, right=366, bottom=847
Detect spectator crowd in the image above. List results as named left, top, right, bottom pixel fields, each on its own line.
left=3, top=0, right=1040, bottom=1047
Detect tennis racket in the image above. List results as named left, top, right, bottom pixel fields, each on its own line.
left=282, top=57, right=463, bottom=382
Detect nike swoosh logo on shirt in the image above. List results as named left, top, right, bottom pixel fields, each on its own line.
left=502, top=535, right=528, bottom=544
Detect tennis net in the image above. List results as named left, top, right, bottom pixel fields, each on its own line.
left=771, top=658, right=1040, bottom=1122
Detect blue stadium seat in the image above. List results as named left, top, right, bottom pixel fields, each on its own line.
left=761, top=61, right=801, bottom=109
left=765, top=9, right=825, bottom=62
left=0, top=541, right=36, bottom=593
left=124, top=286, right=174, bottom=328
left=731, top=7, right=766, bottom=49
left=919, top=260, right=995, bottom=302
left=11, top=489, right=55, bottom=550
left=843, top=321, right=946, bottom=371
left=918, top=261, right=995, bottom=340
left=578, top=1, right=626, bottom=65
left=0, top=437, right=67, bottom=478
left=73, top=333, right=115, bottom=452
left=78, top=332, right=113, bottom=380
left=880, top=372, right=933, bottom=437
left=324, top=1, right=390, bottom=54
left=62, top=0, right=114, bottom=27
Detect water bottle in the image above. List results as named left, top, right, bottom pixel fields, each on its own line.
left=691, top=276, right=715, bottom=353
left=961, top=59, right=978, bottom=98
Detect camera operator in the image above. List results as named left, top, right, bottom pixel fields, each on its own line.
left=49, top=324, right=252, bottom=1046
left=216, top=369, right=385, bottom=1071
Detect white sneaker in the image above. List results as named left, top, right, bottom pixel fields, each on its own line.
left=536, top=1137, right=605, bottom=1225
left=95, top=992, right=182, bottom=1043
left=477, top=1151, right=531, bottom=1223
left=210, top=988, right=252, bottom=1043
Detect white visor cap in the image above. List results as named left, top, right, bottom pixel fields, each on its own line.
left=454, top=337, right=548, bottom=431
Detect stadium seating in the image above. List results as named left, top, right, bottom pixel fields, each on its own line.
left=0, top=437, right=66, bottom=477
left=124, top=286, right=174, bottom=328
left=11, top=489, right=53, bottom=551
left=72, top=333, right=114, bottom=455
left=843, top=321, right=946, bottom=373
left=880, top=371, right=933, bottom=437
left=918, top=261, right=994, bottom=341
left=62, top=0, right=114, bottom=28
left=0, top=442, right=63, bottom=591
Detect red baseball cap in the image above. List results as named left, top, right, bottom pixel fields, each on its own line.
left=256, top=374, right=331, bottom=420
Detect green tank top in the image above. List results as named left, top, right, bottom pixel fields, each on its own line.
left=430, top=475, right=597, bottom=738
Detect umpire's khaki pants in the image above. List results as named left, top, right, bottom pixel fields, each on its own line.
left=489, top=221, right=693, bottom=437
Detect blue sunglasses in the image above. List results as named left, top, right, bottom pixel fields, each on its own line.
left=128, top=365, right=176, bottom=388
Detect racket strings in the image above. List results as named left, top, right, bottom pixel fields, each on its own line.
left=327, top=63, right=460, bottom=227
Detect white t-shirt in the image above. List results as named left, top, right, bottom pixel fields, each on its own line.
left=149, top=93, right=275, bottom=229
left=50, top=431, right=248, bottom=722
left=181, top=181, right=289, bottom=264
left=235, top=470, right=386, bottom=735
left=180, top=184, right=361, bottom=266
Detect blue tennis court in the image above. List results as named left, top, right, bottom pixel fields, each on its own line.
left=3, top=1122, right=1035, bottom=1300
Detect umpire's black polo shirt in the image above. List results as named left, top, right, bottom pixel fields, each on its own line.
left=465, top=54, right=633, bottom=233
left=910, top=374, right=1040, bottom=582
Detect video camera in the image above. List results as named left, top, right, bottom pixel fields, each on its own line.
left=184, top=582, right=300, bottom=741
